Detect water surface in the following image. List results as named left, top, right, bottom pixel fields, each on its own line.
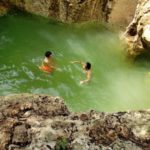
left=0, top=12, right=150, bottom=112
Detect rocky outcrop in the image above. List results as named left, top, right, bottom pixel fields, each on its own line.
left=1, top=0, right=114, bottom=22
left=0, top=2, right=9, bottom=16
left=0, top=94, right=149, bottom=150
left=124, top=0, right=150, bottom=56
left=1, top=0, right=137, bottom=26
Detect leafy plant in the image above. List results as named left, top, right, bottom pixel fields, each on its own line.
left=55, top=137, right=69, bottom=150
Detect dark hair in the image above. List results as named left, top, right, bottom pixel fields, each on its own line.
left=45, top=51, right=52, bottom=57
left=85, top=62, right=91, bottom=70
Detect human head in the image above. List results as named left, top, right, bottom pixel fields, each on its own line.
left=85, top=62, right=91, bottom=70
left=45, top=51, right=52, bottom=58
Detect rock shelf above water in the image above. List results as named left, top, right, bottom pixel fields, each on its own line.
left=0, top=94, right=149, bottom=150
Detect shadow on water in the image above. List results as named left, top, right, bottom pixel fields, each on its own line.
left=0, top=11, right=150, bottom=112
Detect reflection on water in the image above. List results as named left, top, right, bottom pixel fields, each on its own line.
left=0, top=12, right=150, bottom=112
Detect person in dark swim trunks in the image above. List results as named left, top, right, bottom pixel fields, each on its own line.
left=71, top=61, right=92, bottom=84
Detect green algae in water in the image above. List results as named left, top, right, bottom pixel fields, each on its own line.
left=0, top=12, right=150, bottom=112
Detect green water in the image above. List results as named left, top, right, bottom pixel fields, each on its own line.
left=0, top=12, right=150, bottom=112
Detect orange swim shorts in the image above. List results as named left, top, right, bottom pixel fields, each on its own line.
left=40, top=65, right=53, bottom=73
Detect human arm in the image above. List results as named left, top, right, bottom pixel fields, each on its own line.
left=70, top=61, right=84, bottom=65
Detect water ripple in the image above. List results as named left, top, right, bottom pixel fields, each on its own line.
left=22, top=66, right=35, bottom=80
left=0, top=35, right=12, bottom=45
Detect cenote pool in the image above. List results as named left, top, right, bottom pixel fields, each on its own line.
left=0, top=12, right=150, bottom=112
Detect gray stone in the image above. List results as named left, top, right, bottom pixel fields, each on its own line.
left=12, top=124, right=31, bottom=147
left=0, top=94, right=149, bottom=150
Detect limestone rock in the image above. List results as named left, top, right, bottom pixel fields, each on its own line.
left=109, top=0, right=137, bottom=27
left=0, top=94, right=149, bottom=149
left=124, top=0, right=150, bottom=56
left=80, top=114, right=89, bottom=121
left=142, top=25, right=150, bottom=47
left=12, top=124, right=31, bottom=146
left=1, top=0, right=137, bottom=26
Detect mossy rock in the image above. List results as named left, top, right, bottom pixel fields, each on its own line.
left=0, top=5, right=8, bottom=16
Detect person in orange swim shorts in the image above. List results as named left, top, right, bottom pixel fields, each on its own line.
left=39, top=51, right=55, bottom=73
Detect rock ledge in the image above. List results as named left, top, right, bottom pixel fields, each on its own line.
left=0, top=94, right=149, bottom=150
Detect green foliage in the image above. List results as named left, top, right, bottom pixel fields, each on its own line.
left=55, top=137, right=69, bottom=150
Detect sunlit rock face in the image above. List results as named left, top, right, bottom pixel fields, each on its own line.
left=109, top=0, right=137, bottom=27
left=2, top=0, right=137, bottom=26
left=2, top=0, right=111, bottom=22
left=124, top=0, right=150, bottom=56
left=0, top=94, right=149, bottom=150
left=142, top=25, right=150, bottom=47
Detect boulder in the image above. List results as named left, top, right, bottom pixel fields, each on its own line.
left=124, top=0, right=150, bottom=56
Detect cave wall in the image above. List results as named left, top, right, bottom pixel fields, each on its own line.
left=1, top=0, right=137, bottom=26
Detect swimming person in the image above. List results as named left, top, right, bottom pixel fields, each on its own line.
left=39, top=51, right=55, bottom=73
left=71, top=61, right=92, bottom=84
